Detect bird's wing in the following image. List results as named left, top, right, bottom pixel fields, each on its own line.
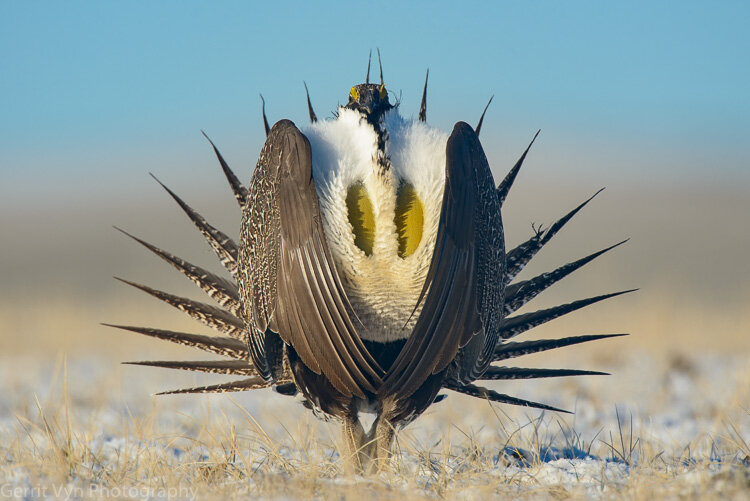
left=381, top=121, right=503, bottom=399
left=251, top=120, right=383, bottom=398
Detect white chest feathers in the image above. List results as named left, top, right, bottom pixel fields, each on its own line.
left=304, top=109, right=448, bottom=342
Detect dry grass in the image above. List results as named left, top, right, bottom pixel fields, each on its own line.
left=2, top=181, right=748, bottom=498
left=1, top=348, right=749, bottom=500
left=1, top=276, right=748, bottom=500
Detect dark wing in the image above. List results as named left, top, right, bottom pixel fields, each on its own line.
left=381, top=122, right=504, bottom=399
left=241, top=120, right=383, bottom=397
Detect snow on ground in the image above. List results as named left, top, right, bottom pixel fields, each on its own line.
left=0, top=350, right=748, bottom=499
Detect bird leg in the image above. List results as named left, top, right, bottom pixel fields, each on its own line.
left=364, top=415, right=395, bottom=473
left=361, top=399, right=397, bottom=473
left=341, top=411, right=368, bottom=473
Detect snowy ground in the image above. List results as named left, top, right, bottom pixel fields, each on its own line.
left=1, top=350, right=749, bottom=500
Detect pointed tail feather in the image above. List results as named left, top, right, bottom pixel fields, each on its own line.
left=365, top=49, right=372, bottom=83
left=446, top=383, right=571, bottom=413
left=200, top=131, right=248, bottom=207
left=474, top=95, right=494, bottom=137
left=504, top=239, right=628, bottom=315
left=504, top=188, right=604, bottom=284
left=496, top=130, right=541, bottom=207
left=478, top=366, right=608, bottom=381
left=418, top=69, right=428, bottom=122
left=102, top=324, right=248, bottom=359
left=114, top=227, right=241, bottom=315
left=260, top=94, right=271, bottom=137
left=377, top=48, right=384, bottom=85
left=304, top=82, right=318, bottom=123
left=493, top=333, right=628, bottom=362
left=149, top=174, right=240, bottom=277
left=124, top=360, right=256, bottom=376
left=156, top=377, right=270, bottom=395
left=114, top=278, right=246, bottom=340
left=499, top=290, right=636, bottom=339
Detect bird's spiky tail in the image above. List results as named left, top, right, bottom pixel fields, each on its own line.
left=108, top=134, right=291, bottom=395
left=112, top=126, right=629, bottom=411
left=443, top=131, right=630, bottom=410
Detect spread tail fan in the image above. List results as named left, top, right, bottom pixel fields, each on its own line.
left=113, top=92, right=629, bottom=413
left=437, top=136, right=629, bottom=405
left=110, top=140, right=264, bottom=395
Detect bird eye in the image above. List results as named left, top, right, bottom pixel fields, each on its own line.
left=379, top=84, right=387, bottom=99
left=350, top=87, right=359, bottom=100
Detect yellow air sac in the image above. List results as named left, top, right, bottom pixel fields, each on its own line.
left=346, top=182, right=376, bottom=256
left=394, top=183, right=424, bottom=258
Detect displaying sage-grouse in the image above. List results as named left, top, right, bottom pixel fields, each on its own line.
left=109, top=55, right=631, bottom=470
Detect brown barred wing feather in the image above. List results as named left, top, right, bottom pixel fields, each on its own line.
left=381, top=121, right=504, bottom=400
left=240, top=119, right=383, bottom=397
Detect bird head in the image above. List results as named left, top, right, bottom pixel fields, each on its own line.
left=345, top=83, right=394, bottom=124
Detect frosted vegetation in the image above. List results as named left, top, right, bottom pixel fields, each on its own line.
left=1, top=350, right=748, bottom=499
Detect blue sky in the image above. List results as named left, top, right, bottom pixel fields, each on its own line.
left=1, top=1, right=748, bottom=208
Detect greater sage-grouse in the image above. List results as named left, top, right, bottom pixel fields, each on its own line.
left=109, top=54, right=630, bottom=470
